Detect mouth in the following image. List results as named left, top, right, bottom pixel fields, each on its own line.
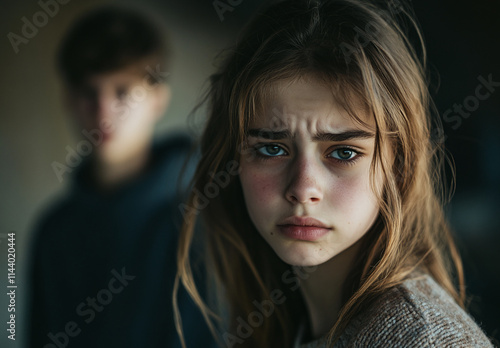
left=99, top=131, right=113, bottom=143
left=276, top=216, right=331, bottom=241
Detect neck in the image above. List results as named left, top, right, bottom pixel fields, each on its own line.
left=298, top=241, right=361, bottom=340
left=92, top=143, right=151, bottom=191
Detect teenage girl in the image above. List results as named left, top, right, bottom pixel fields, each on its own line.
left=175, top=0, right=494, bottom=347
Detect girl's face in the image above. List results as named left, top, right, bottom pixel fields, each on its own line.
left=239, top=76, right=383, bottom=266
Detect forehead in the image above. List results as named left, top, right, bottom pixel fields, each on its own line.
left=253, top=76, right=374, bottom=132
left=82, top=64, right=147, bottom=89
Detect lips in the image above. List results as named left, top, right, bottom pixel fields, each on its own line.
left=277, top=216, right=331, bottom=241
left=99, top=131, right=113, bottom=142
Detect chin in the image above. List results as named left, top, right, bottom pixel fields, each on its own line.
left=272, top=242, right=338, bottom=267
left=96, top=143, right=125, bottom=163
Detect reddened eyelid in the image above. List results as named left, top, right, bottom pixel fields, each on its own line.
left=254, top=143, right=289, bottom=157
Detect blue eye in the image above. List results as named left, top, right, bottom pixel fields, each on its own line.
left=329, top=148, right=358, bottom=161
left=256, top=144, right=287, bottom=157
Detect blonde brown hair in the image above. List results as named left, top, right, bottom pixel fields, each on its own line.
left=175, top=0, right=464, bottom=347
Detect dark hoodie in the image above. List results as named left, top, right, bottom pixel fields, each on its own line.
left=28, top=133, right=215, bottom=348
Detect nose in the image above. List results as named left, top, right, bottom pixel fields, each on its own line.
left=285, top=154, right=324, bottom=205
left=94, top=93, right=116, bottom=123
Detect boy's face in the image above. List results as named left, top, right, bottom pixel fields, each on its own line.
left=66, top=63, right=169, bottom=164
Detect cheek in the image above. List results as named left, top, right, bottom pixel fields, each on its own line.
left=334, top=175, right=369, bottom=204
left=240, top=165, right=283, bottom=218
left=118, top=97, right=156, bottom=131
left=332, top=173, right=379, bottom=228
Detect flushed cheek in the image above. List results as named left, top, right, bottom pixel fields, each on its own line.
left=331, top=174, right=379, bottom=228
left=240, top=167, right=284, bottom=223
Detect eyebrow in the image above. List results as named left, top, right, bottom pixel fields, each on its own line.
left=247, top=128, right=374, bottom=141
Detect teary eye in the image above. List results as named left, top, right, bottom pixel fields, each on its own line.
left=256, top=144, right=287, bottom=157
left=329, top=148, right=357, bottom=161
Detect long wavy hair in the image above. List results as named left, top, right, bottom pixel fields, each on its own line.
left=174, top=0, right=465, bottom=347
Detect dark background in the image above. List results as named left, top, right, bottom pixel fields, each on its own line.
left=0, top=0, right=498, bottom=346
left=412, top=0, right=500, bottom=343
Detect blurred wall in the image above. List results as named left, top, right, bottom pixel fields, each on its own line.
left=0, top=0, right=498, bottom=346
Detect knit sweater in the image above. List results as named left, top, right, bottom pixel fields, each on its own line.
left=294, top=273, right=494, bottom=348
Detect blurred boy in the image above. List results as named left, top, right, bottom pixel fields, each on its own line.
left=28, top=7, right=214, bottom=348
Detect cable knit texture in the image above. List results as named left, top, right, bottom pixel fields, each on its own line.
left=295, top=273, right=494, bottom=347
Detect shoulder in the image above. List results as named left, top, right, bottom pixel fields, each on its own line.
left=153, top=131, right=195, bottom=160
left=151, top=132, right=197, bottom=181
left=342, top=273, right=494, bottom=348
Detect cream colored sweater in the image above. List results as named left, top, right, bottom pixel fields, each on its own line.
left=295, top=273, right=494, bottom=347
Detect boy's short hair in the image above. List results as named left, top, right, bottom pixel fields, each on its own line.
left=57, top=6, right=170, bottom=87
